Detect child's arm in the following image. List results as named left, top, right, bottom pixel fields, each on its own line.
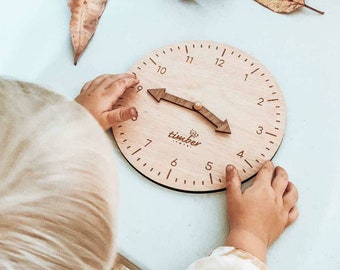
left=75, top=73, right=139, bottom=130
left=188, top=161, right=298, bottom=269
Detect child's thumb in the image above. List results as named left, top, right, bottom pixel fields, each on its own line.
left=225, top=165, right=242, bottom=199
left=106, top=107, right=138, bottom=126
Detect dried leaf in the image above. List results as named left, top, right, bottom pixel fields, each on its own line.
left=255, top=0, right=324, bottom=14
left=68, top=0, right=108, bottom=65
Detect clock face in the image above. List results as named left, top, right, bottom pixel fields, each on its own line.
left=112, top=41, right=286, bottom=193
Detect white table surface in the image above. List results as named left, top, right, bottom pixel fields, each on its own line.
left=1, top=1, right=339, bottom=269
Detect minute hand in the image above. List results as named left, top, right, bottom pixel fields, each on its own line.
left=147, top=88, right=195, bottom=110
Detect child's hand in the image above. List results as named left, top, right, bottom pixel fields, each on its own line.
left=225, top=161, right=299, bottom=262
left=75, top=74, right=139, bottom=131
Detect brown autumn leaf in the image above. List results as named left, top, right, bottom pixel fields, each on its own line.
left=255, top=0, right=324, bottom=14
left=68, top=0, right=108, bottom=65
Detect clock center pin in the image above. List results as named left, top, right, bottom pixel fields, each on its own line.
left=193, top=101, right=203, bottom=110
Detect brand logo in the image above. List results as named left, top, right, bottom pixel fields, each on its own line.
left=168, top=129, right=201, bottom=147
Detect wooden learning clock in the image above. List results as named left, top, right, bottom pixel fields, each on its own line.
left=112, top=40, right=286, bottom=193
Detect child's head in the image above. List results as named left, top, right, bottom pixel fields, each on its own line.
left=0, top=79, right=118, bottom=269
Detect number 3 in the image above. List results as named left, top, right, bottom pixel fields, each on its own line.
left=256, top=126, right=264, bottom=135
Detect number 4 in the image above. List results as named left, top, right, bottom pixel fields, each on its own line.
left=237, top=151, right=244, bottom=158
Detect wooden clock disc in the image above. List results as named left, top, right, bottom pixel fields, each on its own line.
left=112, top=41, right=286, bottom=193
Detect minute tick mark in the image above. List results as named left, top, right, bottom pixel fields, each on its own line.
left=221, top=48, right=226, bottom=57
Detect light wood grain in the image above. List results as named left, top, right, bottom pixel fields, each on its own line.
left=112, top=41, right=286, bottom=193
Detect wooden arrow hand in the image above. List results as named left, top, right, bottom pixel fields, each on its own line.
left=147, top=88, right=231, bottom=134
left=192, top=102, right=231, bottom=134
left=147, top=88, right=195, bottom=110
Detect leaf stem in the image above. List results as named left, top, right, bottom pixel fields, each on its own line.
left=302, top=3, right=325, bottom=14
left=291, top=1, right=325, bottom=15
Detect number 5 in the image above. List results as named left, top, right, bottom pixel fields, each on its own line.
left=205, top=161, right=213, bottom=171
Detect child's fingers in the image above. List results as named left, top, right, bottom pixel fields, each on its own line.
left=286, top=206, right=299, bottom=228
left=88, top=73, right=136, bottom=91
left=272, top=166, right=289, bottom=198
left=103, top=107, right=138, bottom=129
left=253, top=160, right=275, bottom=186
left=225, top=165, right=242, bottom=200
left=104, top=77, right=139, bottom=101
left=283, top=182, right=298, bottom=211
left=81, top=80, right=92, bottom=93
left=97, top=76, right=118, bottom=92
left=87, top=74, right=114, bottom=90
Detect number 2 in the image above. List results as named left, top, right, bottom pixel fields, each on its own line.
left=257, top=98, right=264, bottom=106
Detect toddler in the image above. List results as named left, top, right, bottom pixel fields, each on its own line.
left=0, top=74, right=298, bottom=269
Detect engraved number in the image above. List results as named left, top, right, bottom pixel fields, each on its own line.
left=256, top=126, right=264, bottom=135
left=171, top=158, right=178, bottom=167
left=137, top=85, right=143, bottom=92
left=237, top=151, right=244, bottom=158
left=157, top=66, right=167, bottom=74
left=205, top=161, right=213, bottom=171
left=244, top=74, right=248, bottom=81
left=215, top=58, right=225, bottom=67
left=257, top=98, right=264, bottom=106
left=186, top=56, right=194, bottom=64
left=144, top=139, right=152, bottom=147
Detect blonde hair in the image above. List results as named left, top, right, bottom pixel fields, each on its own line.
left=0, top=79, right=118, bottom=269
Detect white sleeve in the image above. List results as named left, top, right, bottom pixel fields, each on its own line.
left=187, top=246, right=267, bottom=270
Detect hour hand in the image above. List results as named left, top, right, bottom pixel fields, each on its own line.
left=147, top=88, right=195, bottom=110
